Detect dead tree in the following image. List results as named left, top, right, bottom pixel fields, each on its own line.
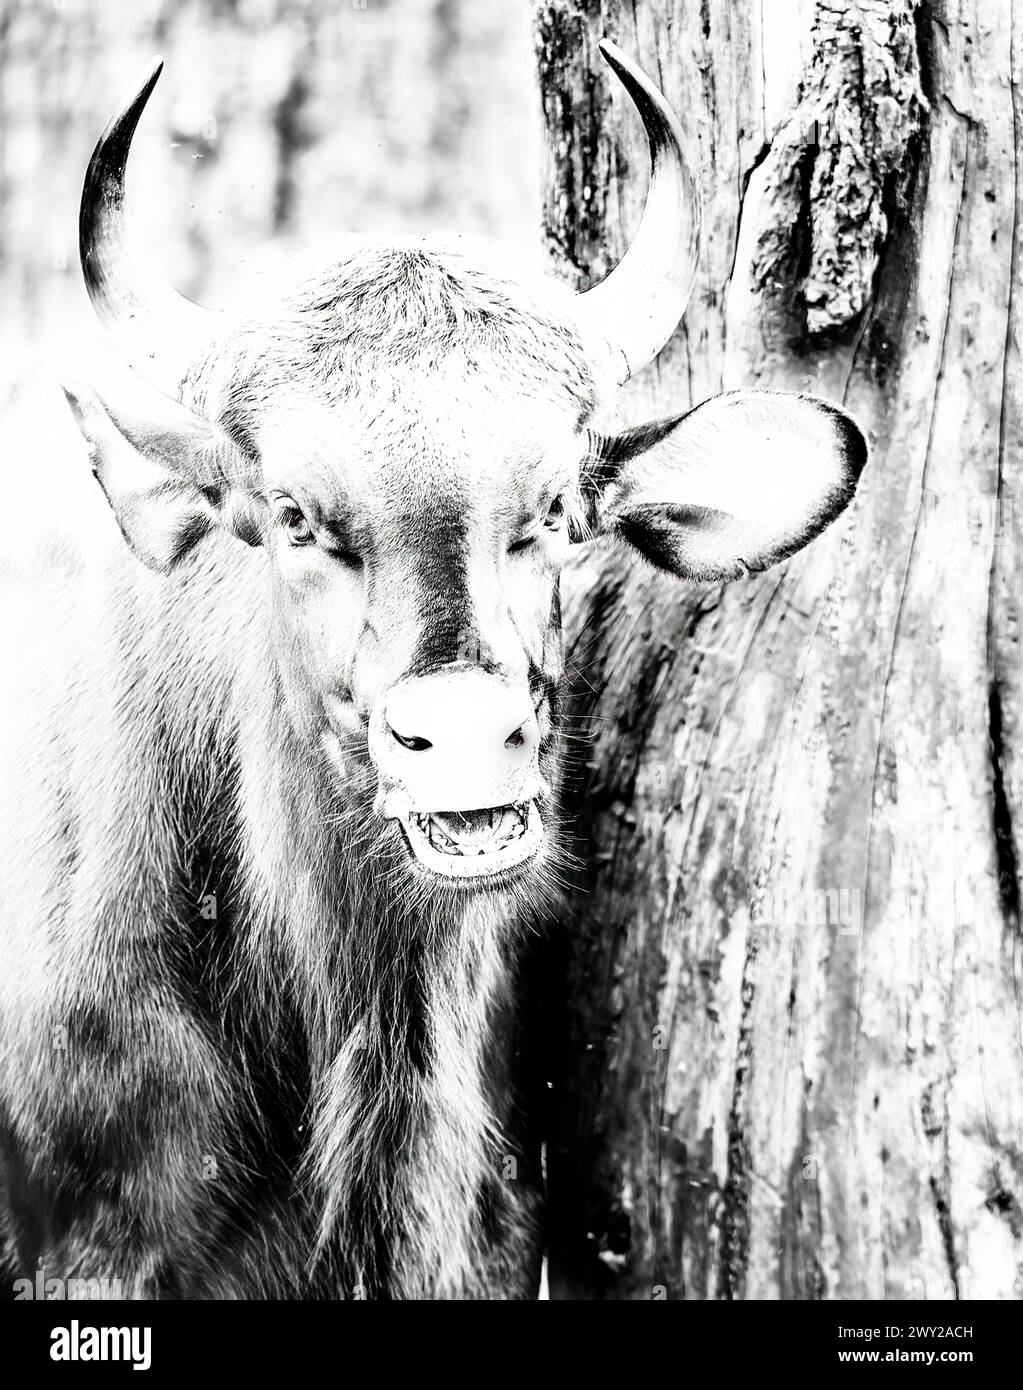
left=537, top=0, right=1023, bottom=1300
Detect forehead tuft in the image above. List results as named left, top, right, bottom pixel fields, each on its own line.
left=194, top=239, right=606, bottom=443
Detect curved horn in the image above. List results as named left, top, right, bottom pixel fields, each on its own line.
left=80, top=57, right=219, bottom=397
left=575, top=40, right=702, bottom=382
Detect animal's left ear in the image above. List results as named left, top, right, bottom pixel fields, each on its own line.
left=589, top=390, right=868, bottom=580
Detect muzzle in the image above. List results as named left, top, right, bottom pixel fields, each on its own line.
left=369, top=666, right=547, bottom=878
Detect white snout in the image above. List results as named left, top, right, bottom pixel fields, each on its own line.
left=369, top=667, right=547, bottom=878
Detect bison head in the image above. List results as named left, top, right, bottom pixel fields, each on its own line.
left=62, top=44, right=866, bottom=894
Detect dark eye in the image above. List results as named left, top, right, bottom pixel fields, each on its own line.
left=544, top=493, right=566, bottom=528
left=278, top=503, right=314, bottom=547
left=508, top=492, right=568, bottom=555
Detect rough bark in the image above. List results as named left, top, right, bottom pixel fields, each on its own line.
left=537, top=0, right=1023, bottom=1300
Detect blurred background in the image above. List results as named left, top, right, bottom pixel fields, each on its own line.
left=0, top=0, right=542, bottom=397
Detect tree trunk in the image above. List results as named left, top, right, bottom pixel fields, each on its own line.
left=537, top=0, right=1023, bottom=1300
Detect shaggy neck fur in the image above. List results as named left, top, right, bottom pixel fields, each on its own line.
left=225, top=609, right=538, bottom=1299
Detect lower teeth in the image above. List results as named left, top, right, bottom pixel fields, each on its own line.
left=410, top=804, right=529, bottom=857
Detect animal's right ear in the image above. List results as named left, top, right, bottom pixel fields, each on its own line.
left=61, top=375, right=254, bottom=574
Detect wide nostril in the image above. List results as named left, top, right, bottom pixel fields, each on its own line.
left=391, top=727, right=433, bottom=752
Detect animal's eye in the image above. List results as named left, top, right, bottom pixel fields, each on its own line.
left=508, top=493, right=569, bottom=554
left=278, top=502, right=314, bottom=547
left=544, top=493, right=566, bottom=528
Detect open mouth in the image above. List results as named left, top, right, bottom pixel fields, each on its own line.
left=401, top=801, right=543, bottom=879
